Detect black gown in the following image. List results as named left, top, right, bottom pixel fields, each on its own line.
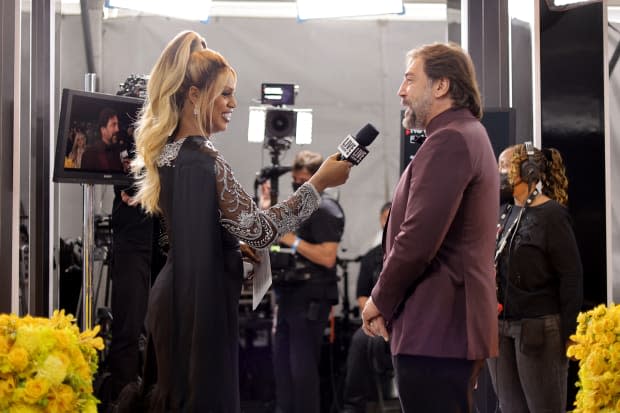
left=143, top=136, right=321, bottom=412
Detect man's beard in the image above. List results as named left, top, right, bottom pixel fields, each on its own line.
left=402, top=86, right=433, bottom=130
left=402, top=107, right=422, bottom=130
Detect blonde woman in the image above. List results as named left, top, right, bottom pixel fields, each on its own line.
left=120, top=31, right=351, bottom=413
left=64, top=129, right=86, bottom=168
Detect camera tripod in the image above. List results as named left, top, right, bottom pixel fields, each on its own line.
left=336, top=251, right=362, bottom=333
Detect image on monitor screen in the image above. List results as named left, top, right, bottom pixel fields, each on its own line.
left=53, top=89, right=144, bottom=185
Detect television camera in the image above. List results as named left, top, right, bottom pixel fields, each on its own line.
left=248, top=83, right=317, bottom=285
left=250, top=82, right=311, bottom=205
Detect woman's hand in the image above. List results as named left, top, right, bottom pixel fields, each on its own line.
left=120, top=191, right=138, bottom=207
left=240, top=242, right=261, bottom=280
left=308, top=153, right=352, bottom=192
left=240, top=242, right=261, bottom=264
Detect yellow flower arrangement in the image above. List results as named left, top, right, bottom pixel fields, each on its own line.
left=0, top=310, right=104, bottom=413
left=567, top=303, right=620, bottom=413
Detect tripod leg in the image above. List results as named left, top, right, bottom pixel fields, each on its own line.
left=105, top=258, right=112, bottom=308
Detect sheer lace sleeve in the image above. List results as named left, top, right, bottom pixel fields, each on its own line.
left=214, top=154, right=320, bottom=248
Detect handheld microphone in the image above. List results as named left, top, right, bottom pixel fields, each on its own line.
left=337, top=123, right=379, bottom=165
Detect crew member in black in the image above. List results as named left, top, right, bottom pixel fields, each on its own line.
left=98, top=97, right=167, bottom=413
left=488, top=143, right=582, bottom=412
left=269, top=150, right=345, bottom=413
left=342, top=202, right=391, bottom=413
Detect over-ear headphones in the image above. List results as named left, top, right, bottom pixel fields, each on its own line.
left=519, top=141, right=540, bottom=186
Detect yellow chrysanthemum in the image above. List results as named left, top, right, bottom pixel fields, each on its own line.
left=593, top=304, right=607, bottom=318
left=14, top=325, right=55, bottom=356
left=569, top=303, right=620, bottom=411
left=591, top=321, right=605, bottom=336
left=0, top=310, right=104, bottom=412
left=82, top=399, right=98, bottom=413
left=0, top=334, right=11, bottom=353
left=600, top=332, right=616, bottom=346
left=79, top=325, right=104, bottom=351
left=46, top=384, right=77, bottom=413
left=52, top=329, right=74, bottom=351
left=8, top=403, right=43, bottom=413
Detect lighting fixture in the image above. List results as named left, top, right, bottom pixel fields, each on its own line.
left=105, top=0, right=212, bottom=21
left=296, top=0, right=404, bottom=21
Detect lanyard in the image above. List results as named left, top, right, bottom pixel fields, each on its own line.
left=494, top=189, right=539, bottom=265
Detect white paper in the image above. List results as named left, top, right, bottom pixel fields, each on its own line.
left=252, top=248, right=272, bottom=310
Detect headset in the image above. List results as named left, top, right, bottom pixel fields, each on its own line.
left=519, top=141, right=540, bottom=186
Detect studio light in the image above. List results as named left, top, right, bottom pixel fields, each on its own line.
left=105, top=0, right=212, bottom=21
left=248, top=107, right=267, bottom=143
left=247, top=106, right=312, bottom=145
left=295, top=110, right=313, bottom=145
left=551, top=0, right=596, bottom=5
left=296, top=0, right=404, bottom=20
left=547, top=0, right=599, bottom=8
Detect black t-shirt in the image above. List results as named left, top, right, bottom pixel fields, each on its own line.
left=111, top=135, right=153, bottom=252
left=274, top=194, right=345, bottom=304
left=295, top=195, right=345, bottom=278
left=112, top=185, right=153, bottom=252
left=356, top=243, right=384, bottom=298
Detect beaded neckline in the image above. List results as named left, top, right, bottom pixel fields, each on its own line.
left=156, top=136, right=216, bottom=167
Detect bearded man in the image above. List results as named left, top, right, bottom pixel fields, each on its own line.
left=361, top=43, right=499, bottom=413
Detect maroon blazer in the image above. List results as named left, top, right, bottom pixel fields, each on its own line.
left=371, top=108, right=499, bottom=360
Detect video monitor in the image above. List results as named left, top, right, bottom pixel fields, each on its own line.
left=53, top=88, right=144, bottom=185
left=261, top=83, right=296, bottom=106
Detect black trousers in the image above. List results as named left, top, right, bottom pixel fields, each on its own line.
left=105, top=249, right=152, bottom=403
left=393, top=354, right=480, bottom=413
left=342, top=328, right=393, bottom=412
left=272, top=298, right=331, bottom=413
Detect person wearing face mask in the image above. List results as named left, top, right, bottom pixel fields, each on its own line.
left=265, top=149, right=345, bottom=413
left=498, top=147, right=515, bottom=205
left=488, top=143, right=583, bottom=413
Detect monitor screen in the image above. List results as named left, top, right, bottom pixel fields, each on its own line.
left=53, top=89, right=144, bottom=185
left=261, top=83, right=296, bottom=106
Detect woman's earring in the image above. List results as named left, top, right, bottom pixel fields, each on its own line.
left=193, top=106, right=199, bottom=117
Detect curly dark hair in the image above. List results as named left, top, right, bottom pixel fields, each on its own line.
left=508, top=144, right=569, bottom=206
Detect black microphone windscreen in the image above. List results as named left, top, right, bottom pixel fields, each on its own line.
left=355, top=123, right=379, bottom=147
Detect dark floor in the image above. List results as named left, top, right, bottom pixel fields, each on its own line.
left=238, top=317, right=500, bottom=413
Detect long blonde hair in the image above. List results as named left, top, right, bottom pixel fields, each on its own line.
left=132, top=30, right=235, bottom=214
left=68, top=129, right=86, bottom=167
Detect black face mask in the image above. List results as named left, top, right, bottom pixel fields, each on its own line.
left=499, top=173, right=513, bottom=205
left=292, top=182, right=303, bottom=192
